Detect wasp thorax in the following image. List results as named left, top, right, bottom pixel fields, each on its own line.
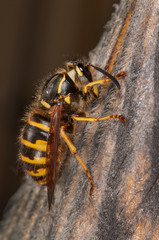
left=40, top=73, right=80, bottom=109
left=40, top=74, right=63, bottom=108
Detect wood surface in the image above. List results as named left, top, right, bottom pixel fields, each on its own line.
left=0, top=0, right=159, bottom=239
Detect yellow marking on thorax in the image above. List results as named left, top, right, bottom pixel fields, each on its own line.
left=26, top=168, right=46, bottom=177
left=40, top=99, right=51, bottom=109
left=58, top=75, right=66, bottom=94
left=21, top=139, right=47, bottom=152
left=21, top=154, right=46, bottom=164
left=28, top=118, right=50, bottom=132
left=64, top=96, right=71, bottom=104
left=76, top=66, right=83, bottom=76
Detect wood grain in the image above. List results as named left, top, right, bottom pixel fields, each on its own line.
left=1, top=0, right=159, bottom=239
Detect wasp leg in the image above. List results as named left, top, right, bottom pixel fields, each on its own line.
left=73, top=115, right=125, bottom=123
left=60, top=127, right=94, bottom=195
left=114, top=71, right=126, bottom=78
left=84, top=71, right=125, bottom=94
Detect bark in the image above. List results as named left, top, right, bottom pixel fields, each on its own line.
left=1, top=0, right=159, bottom=239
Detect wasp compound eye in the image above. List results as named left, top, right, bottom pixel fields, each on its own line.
left=83, top=65, right=92, bottom=82
left=77, top=63, right=92, bottom=82
left=77, top=63, right=84, bottom=72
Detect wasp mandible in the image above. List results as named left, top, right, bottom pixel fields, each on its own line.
left=20, top=61, right=125, bottom=209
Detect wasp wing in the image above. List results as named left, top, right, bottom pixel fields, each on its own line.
left=46, top=103, right=62, bottom=210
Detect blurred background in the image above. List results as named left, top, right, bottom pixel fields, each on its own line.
left=0, top=0, right=118, bottom=218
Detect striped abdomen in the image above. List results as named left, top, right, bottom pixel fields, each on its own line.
left=20, top=114, right=50, bottom=185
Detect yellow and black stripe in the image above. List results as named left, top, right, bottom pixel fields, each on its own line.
left=20, top=114, right=50, bottom=185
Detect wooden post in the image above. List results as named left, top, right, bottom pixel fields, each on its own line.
left=1, top=0, right=159, bottom=239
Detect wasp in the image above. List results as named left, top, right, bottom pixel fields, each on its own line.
left=19, top=60, right=125, bottom=209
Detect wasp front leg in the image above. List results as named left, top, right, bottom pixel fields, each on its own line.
left=84, top=70, right=126, bottom=94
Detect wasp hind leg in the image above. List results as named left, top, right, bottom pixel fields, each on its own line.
left=60, top=127, right=94, bottom=195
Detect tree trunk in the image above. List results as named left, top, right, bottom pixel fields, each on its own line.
left=1, top=0, right=159, bottom=239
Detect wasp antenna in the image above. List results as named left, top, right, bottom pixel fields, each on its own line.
left=90, top=64, right=120, bottom=89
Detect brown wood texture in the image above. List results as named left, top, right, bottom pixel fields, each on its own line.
left=1, top=0, right=159, bottom=239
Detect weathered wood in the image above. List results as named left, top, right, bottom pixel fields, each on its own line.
left=1, top=0, right=159, bottom=239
